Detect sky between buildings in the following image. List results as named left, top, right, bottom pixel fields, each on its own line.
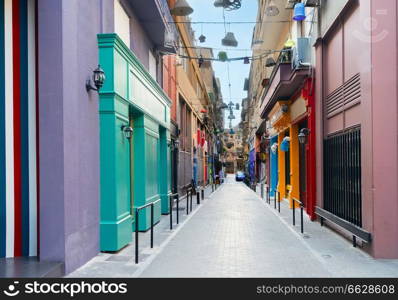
left=188, top=0, right=258, bottom=128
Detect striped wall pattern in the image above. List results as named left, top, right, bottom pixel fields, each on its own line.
left=0, top=0, right=37, bottom=258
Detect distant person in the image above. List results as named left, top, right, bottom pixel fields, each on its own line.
left=219, top=169, right=224, bottom=184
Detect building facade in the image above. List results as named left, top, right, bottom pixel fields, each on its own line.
left=245, top=0, right=398, bottom=259
left=314, top=0, right=398, bottom=258
left=0, top=0, right=203, bottom=275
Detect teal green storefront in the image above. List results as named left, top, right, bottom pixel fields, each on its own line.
left=98, top=34, right=171, bottom=251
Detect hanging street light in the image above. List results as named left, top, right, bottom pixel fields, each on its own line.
left=170, top=0, right=194, bottom=16
left=222, top=32, right=238, bottom=47
left=214, top=0, right=242, bottom=10
left=265, top=0, right=280, bottom=17
left=199, top=34, right=206, bottom=43
left=218, top=51, right=228, bottom=61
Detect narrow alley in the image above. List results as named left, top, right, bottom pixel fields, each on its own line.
left=70, top=175, right=398, bottom=278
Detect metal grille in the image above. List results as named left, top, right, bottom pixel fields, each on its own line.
left=325, top=73, right=361, bottom=118
left=323, top=127, right=362, bottom=227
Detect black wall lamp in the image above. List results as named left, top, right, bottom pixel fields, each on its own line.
left=121, top=125, right=133, bottom=140
left=86, top=65, right=105, bottom=92
left=298, top=128, right=310, bottom=145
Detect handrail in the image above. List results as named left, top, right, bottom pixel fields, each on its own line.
left=134, top=199, right=161, bottom=264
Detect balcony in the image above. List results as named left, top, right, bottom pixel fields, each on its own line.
left=260, top=53, right=309, bottom=119
left=127, top=0, right=178, bottom=53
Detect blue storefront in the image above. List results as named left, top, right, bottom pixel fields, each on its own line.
left=269, top=136, right=278, bottom=198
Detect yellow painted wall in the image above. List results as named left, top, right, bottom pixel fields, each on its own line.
left=288, top=124, right=300, bottom=208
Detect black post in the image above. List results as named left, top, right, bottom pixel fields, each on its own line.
left=150, top=204, right=154, bottom=248
left=190, top=190, right=193, bottom=212
left=186, top=192, right=189, bottom=215
left=274, top=192, right=276, bottom=209
left=278, top=194, right=281, bottom=213
left=212, top=182, right=214, bottom=192
left=201, top=188, right=204, bottom=200
left=176, top=195, right=179, bottom=225
left=353, top=236, right=357, bottom=248
left=135, top=209, right=139, bottom=264
left=320, top=217, right=324, bottom=226
left=292, top=201, right=296, bottom=226
left=197, top=192, right=200, bottom=205
left=169, top=196, right=173, bottom=230
left=300, top=205, right=304, bottom=234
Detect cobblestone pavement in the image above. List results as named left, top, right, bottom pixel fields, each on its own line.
left=70, top=175, right=398, bottom=278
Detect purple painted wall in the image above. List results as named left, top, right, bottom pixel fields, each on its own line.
left=38, top=0, right=113, bottom=273
left=316, top=0, right=398, bottom=258
left=371, top=0, right=398, bottom=258
left=38, top=0, right=168, bottom=273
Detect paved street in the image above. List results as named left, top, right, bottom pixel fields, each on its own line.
left=70, top=175, right=398, bottom=278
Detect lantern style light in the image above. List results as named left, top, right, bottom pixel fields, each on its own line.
left=222, top=32, right=238, bottom=47
left=298, top=128, right=310, bottom=145
left=86, top=65, right=106, bottom=92
left=214, top=0, right=242, bottom=10
left=266, top=0, right=280, bottom=16
left=293, top=2, right=306, bottom=21
left=219, top=102, right=229, bottom=109
left=174, top=139, right=180, bottom=148
left=199, top=34, right=206, bottom=43
left=265, top=57, right=276, bottom=67
left=121, top=125, right=134, bottom=140
left=170, top=0, right=194, bottom=16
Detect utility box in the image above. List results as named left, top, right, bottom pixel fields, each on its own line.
left=292, top=37, right=311, bottom=70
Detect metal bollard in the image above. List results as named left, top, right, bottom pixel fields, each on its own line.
left=261, top=183, right=264, bottom=199
left=176, top=195, right=179, bottom=225
left=190, top=190, right=193, bottom=212
left=292, top=201, right=296, bottom=226
left=278, top=194, right=281, bottom=213
left=169, top=196, right=173, bottom=230
left=186, top=192, right=189, bottom=215
left=201, top=188, right=204, bottom=200
left=197, top=192, right=200, bottom=205
left=150, top=204, right=154, bottom=248
left=300, top=205, right=304, bottom=234
left=135, top=209, right=139, bottom=264
left=274, top=192, right=277, bottom=209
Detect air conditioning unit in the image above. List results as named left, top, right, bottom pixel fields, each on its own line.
left=292, top=37, right=311, bottom=70
left=285, top=0, right=300, bottom=9
left=304, top=0, right=320, bottom=7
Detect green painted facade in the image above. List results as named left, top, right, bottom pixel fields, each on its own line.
left=98, top=34, right=171, bottom=251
